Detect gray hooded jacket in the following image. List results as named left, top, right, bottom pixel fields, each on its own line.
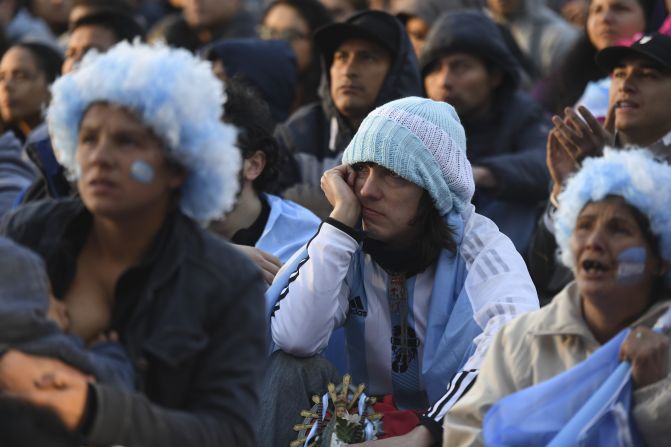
left=486, top=0, right=578, bottom=78
left=421, top=11, right=551, bottom=253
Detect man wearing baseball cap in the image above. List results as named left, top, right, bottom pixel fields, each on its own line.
left=547, top=32, right=671, bottom=196
left=596, top=33, right=671, bottom=153
left=530, top=33, right=671, bottom=302
left=275, top=10, right=422, bottom=218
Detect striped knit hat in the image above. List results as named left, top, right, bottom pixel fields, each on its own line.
left=342, top=96, right=473, bottom=216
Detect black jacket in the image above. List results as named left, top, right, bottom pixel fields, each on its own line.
left=0, top=130, right=34, bottom=218
left=202, top=38, right=298, bottom=125
left=274, top=13, right=422, bottom=216
left=18, top=123, right=72, bottom=206
left=421, top=11, right=550, bottom=253
left=1, top=199, right=266, bottom=447
left=466, top=92, right=549, bottom=254
left=148, top=9, right=256, bottom=53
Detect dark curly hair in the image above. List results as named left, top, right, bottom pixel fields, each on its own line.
left=70, top=9, right=144, bottom=42
left=222, top=77, right=280, bottom=194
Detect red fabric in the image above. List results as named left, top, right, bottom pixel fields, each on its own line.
left=372, top=394, right=421, bottom=439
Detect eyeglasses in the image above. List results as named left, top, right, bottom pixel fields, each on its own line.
left=257, top=25, right=309, bottom=42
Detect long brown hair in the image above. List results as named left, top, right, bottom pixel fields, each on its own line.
left=409, top=191, right=457, bottom=270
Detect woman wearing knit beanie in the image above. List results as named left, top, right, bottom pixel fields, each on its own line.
left=269, top=97, right=539, bottom=446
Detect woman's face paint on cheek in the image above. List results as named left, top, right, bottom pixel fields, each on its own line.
left=130, top=160, right=155, bottom=184
left=616, top=246, right=647, bottom=284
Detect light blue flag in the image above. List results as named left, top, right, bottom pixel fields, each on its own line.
left=483, top=329, right=642, bottom=446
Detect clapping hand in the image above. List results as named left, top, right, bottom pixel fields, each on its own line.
left=547, top=106, right=614, bottom=202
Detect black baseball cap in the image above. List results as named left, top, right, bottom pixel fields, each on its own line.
left=314, top=10, right=401, bottom=64
left=596, top=33, right=671, bottom=72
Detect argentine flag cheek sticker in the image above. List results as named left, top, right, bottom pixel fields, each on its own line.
left=616, top=246, right=647, bottom=284
left=130, top=160, right=155, bottom=184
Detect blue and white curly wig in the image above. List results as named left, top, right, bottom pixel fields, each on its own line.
left=555, top=148, right=671, bottom=284
left=47, top=41, right=240, bottom=223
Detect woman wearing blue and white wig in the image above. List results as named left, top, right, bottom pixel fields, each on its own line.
left=0, top=42, right=266, bottom=446
left=443, top=149, right=671, bottom=446
left=48, top=40, right=241, bottom=222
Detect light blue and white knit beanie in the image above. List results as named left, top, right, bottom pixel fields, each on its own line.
left=555, top=148, right=671, bottom=284
left=342, top=96, right=474, bottom=216
left=47, top=41, right=240, bottom=223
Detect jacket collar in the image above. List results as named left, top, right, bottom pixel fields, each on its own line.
left=530, top=281, right=671, bottom=342
left=528, top=282, right=591, bottom=338
left=51, top=199, right=187, bottom=298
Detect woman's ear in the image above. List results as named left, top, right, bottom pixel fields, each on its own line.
left=167, top=163, right=187, bottom=190
left=242, top=150, right=267, bottom=182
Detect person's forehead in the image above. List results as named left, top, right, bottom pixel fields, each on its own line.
left=184, top=0, right=226, bottom=10
left=439, top=52, right=487, bottom=65
left=82, top=103, right=148, bottom=130
left=265, top=5, right=310, bottom=31
left=589, top=0, right=636, bottom=9
left=33, top=0, right=73, bottom=10
left=266, top=2, right=302, bottom=19
left=355, top=161, right=409, bottom=179
left=579, top=196, right=638, bottom=221
left=335, top=37, right=389, bottom=54
left=81, top=103, right=167, bottom=147
left=0, top=47, right=38, bottom=71
left=406, top=16, right=429, bottom=31
left=321, top=0, right=353, bottom=8
left=616, top=55, right=669, bottom=72
left=69, top=24, right=118, bottom=47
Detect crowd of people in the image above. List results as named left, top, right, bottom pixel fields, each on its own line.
left=0, top=0, right=669, bottom=446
